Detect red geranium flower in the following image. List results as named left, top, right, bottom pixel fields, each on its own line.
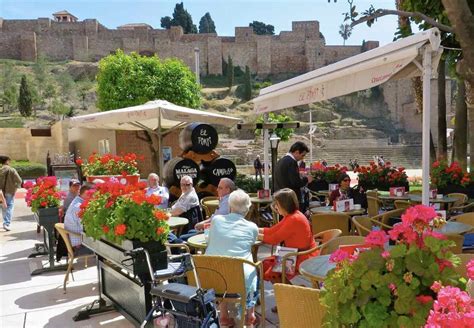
left=114, top=224, right=127, bottom=236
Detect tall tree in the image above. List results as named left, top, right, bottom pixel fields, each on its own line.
left=96, top=50, right=200, bottom=172
left=160, top=2, right=197, bottom=34
left=226, top=55, right=234, bottom=90
left=199, top=12, right=216, bottom=33
left=341, top=0, right=474, bottom=170
left=18, top=75, right=32, bottom=117
left=160, top=16, right=172, bottom=29
left=338, top=24, right=352, bottom=45
left=249, top=21, right=275, bottom=35
left=243, top=65, right=252, bottom=101
left=1, top=62, right=19, bottom=113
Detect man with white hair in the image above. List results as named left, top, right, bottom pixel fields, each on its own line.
left=146, top=173, right=169, bottom=209
left=171, top=175, right=201, bottom=233
left=205, top=189, right=259, bottom=326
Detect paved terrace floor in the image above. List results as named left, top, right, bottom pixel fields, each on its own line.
left=0, top=194, right=279, bottom=328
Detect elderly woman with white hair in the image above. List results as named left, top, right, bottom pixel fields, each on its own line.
left=205, top=189, right=259, bottom=327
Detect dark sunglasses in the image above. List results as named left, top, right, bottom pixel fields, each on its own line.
left=342, top=179, right=350, bottom=182
left=180, top=183, right=192, bottom=186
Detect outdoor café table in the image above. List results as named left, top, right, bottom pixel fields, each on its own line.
left=202, top=199, right=220, bottom=214
left=248, top=197, right=273, bottom=225
left=186, top=233, right=262, bottom=262
left=168, top=216, right=189, bottom=235
left=310, top=206, right=366, bottom=216
left=435, top=221, right=473, bottom=235
left=299, top=255, right=335, bottom=288
left=408, top=195, right=458, bottom=210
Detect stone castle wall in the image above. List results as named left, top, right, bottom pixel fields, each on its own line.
left=0, top=17, right=378, bottom=76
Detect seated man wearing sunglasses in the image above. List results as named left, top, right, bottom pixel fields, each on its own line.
left=170, top=175, right=202, bottom=234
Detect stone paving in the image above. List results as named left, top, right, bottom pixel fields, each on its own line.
left=0, top=194, right=279, bottom=327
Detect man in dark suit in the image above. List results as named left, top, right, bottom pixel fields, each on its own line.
left=274, top=141, right=313, bottom=212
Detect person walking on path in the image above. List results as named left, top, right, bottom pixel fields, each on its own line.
left=0, top=155, right=22, bottom=231
left=274, top=142, right=313, bottom=212
left=253, top=155, right=263, bottom=181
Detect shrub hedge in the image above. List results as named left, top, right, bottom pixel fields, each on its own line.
left=11, top=160, right=47, bottom=179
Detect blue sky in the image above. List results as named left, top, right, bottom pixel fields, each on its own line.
left=1, top=0, right=401, bottom=46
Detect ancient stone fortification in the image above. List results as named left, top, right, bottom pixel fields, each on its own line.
left=0, top=17, right=378, bottom=76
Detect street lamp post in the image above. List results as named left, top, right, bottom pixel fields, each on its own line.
left=194, top=47, right=200, bottom=85
left=269, top=132, right=281, bottom=193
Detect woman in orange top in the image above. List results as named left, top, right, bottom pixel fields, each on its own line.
left=258, top=188, right=318, bottom=284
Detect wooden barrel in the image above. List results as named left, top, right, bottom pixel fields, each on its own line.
left=200, top=158, right=237, bottom=186
left=179, top=123, right=218, bottom=154
left=163, top=157, right=200, bottom=187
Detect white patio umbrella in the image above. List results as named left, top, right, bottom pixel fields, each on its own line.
left=253, top=28, right=443, bottom=204
left=69, top=99, right=241, bottom=177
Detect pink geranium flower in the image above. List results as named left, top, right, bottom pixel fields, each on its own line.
left=467, top=259, right=474, bottom=281
left=365, top=230, right=389, bottom=247
left=329, top=249, right=350, bottom=263
left=426, top=286, right=474, bottom=327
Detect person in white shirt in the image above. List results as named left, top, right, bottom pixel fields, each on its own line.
left=145, top=173, right=169, bottom=209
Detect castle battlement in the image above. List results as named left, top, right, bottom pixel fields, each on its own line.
left=0, top=14, right=379, bottom=76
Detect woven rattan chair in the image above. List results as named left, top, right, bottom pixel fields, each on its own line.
left=351, top=216, right=388, bottom=236
left=280, top=229, right=342, bottom=284
left=453, top=253, right=474, bottom=279
left=320, top=236, right=366, bottom=255
left=187, top=255, right=265, bottom=328
left=367, top=196, right=383, bottom=217
left=55, top=223, right=95, bottom=292
left=445, top=234, right=465, bottom=254
left=394, top=200, right=411, bottom=210
left=311, top=213, right=351, bottom=236
left=274, top=283, right=325, bottom=328
left=408, top=190, right=422, bottom=195
left=450, top=213, right=474, bottom=232
left=448, top=193, right=468, bottom=208
left=200, top=196, right=219, bottom=219
left=370, top=208, right=406, bottom=229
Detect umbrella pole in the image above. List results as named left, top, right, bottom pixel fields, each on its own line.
left=421, top=45, right=432, bottom=206
left=263, top=114, right=270, bottom=190
left=158, top=109, right=164, bottom=179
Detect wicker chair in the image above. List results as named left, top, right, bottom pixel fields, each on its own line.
left=311, top=213, right=351, bottom=236
left=274, top=283, right=325, bottom=328
left=320, top=236, right=366, bottom=255
left=187, top=255, right=265, bottom=328
left=408, top=190, right=422, bottom=195
left=200, top=196, right=219, bottom=219
left=351, top=216, right=389, bottom=236
left=280, top=229, right=342, bottom=284
left=453, top=253, right=474, bottom=279
left=370, top=208, right=406, bottom=228
left=450, top=213, right=474, bottom=231
left=55, top=223, right=95, bottom=292
left=448, top=193, right=473, bottom=215
left=367, top=196, right=383, bottom=217
left=394, top=200, right=411, bottom=210
left=446, top=234, right=465, bottom=254
left=448, top=193, right=468, bottom=208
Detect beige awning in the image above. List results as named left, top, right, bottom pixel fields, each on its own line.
left=253, top=28, right=442, bottom=114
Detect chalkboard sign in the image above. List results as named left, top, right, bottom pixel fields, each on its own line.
left=179, top=123, right=218, bottom=154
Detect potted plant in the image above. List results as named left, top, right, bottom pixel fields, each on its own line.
left=76, top=152, right=141, bottom=184
left=321, top=205, right=465, bottom=327
left=79, top=179, right=170, bottom=274
left=25, top=176, right=64, bottom=218
left=355, top=161, right=409, bottom=191
left=310, top=162, right=349, bottom=190
left=431, top=160, right=473, bottom=198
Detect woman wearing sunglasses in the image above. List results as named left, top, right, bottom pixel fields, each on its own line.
left=328, top=173, right=354, bottom=206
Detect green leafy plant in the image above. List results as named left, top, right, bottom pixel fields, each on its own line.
left=430, top=160, right=472, bottom=189
left=321, top=205, right=463, bottom=327
left=234, top=173, right=263, bottom=193
left=355, top=161, right=408, bottom=191
left=255, top=113, right=295, bottom=141
left=310, top=161, right=348, bottom=183
left=79, top=180, right=170, bottom=244
left=76, top=152, right=139, bottom=176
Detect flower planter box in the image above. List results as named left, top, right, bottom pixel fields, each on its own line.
left=86, top=174, right=140, bottom=185
left=437, top=183, right=474, bottom=199
left=358, top=181, right=410, bottom=192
